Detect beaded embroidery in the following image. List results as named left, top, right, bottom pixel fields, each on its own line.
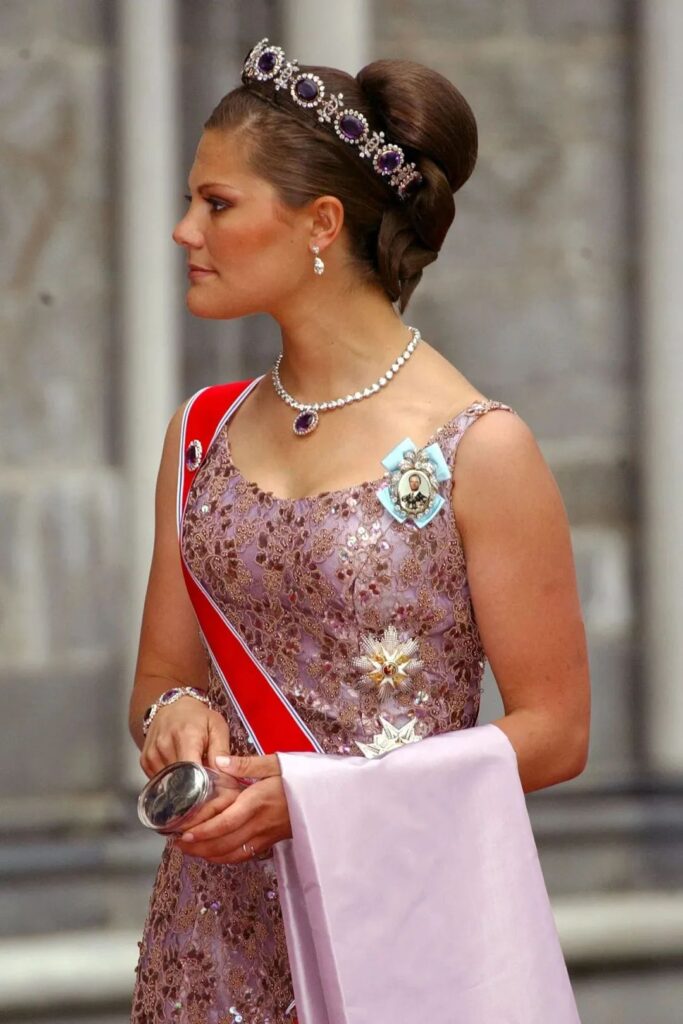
left=132, top=396, right=516, bottom=1022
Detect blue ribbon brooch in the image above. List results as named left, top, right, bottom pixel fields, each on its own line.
left=376, top=438, right=451, bottom=528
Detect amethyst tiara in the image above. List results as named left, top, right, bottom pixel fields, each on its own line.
left=241, top=38, right=424, bottom=201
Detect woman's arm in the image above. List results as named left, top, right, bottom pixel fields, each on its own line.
left=129, top=399, right=231, bottom=775
left=452, top=410, right=591, bottom=794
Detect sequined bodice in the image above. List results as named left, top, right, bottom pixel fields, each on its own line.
left=133, top=388, right=517, bottom=1024
left=181, top=394, right=516, bottom=756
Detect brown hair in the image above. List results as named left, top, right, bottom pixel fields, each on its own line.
left=204, top=57, right=478, bottom=313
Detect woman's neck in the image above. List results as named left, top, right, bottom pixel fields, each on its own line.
left=272, top=294, right=415, bottom=405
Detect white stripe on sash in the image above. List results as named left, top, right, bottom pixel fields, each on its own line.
left=181, top=553, right=326, bottom=753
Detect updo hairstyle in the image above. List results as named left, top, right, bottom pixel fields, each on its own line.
left=204, top=57, right=478, bottom=313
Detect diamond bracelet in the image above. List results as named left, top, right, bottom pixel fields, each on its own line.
left=142, top=685, right=216, bottom=737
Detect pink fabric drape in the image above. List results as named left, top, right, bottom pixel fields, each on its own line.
left=274, top=723, right=581, bottom=1024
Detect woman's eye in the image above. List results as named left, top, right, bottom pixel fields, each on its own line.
left=182, top=194, right=230, bottom=213
left=206, top=197, right=231, bottom=213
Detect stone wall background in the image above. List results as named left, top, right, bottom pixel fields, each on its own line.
left=0, top=0, right=124, bottom=809
left=1, top=1, right=679, bottom=1021
left=374, top=0, right=640, bottom=785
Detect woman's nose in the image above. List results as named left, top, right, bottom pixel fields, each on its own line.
left=172, top=212, right=203, bottom=249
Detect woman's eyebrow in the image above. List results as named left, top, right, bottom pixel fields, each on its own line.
left=187, top=180, right=241, bottom=192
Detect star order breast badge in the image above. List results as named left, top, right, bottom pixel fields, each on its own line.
left=352, top=624, right=424, bottom=700
left=354, top=716, right=422, bottom=758
left=376, top=437, right=451, bottom=527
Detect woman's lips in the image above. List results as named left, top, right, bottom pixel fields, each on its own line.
left=188, top=266, right=216, bottom=279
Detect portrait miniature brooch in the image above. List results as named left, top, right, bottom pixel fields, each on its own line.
left=376, top=437, right=451, bottom=527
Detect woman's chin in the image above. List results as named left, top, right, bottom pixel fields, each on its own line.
left=185, top=292, right=247, bottom=320
left=184, top=276, right=267, bottom=319
left=185, top=292, right=222, bottom=318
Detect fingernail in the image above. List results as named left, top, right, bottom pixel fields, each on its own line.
left=216, top=756, right=231, bottom=767
left=181, top=832, right=194, bottom=842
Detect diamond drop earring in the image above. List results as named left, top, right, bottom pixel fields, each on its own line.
left=311, top=244, right=325, bottom=276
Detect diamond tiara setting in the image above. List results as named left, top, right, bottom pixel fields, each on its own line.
left=241, top=38, right=425, bottom=201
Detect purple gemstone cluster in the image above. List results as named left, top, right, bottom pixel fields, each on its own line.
left=242, top=38, right=424, bottom=201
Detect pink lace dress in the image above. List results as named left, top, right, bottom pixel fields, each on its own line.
left=131, top=393, right=516, bottom=1024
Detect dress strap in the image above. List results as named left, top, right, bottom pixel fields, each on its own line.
left=437, top=399, right=518, bottom=474
left=458, top=398, right=516, bottom=428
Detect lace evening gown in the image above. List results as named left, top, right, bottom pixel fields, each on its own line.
left=131, top=391, right=516, bottom=1024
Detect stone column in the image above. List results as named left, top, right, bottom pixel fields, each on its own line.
left=119, top=0, right=181, bottom=785
left=283, top=0, right=371, bottom=72
left=640, top=1, right=683, bottom=774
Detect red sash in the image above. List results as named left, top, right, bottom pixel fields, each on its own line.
left=177, top=379, right=323, bottom=756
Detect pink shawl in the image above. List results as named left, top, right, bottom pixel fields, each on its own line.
left=274, top=723, right=581, bottom=1024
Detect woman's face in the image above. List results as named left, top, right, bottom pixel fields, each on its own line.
left=173, top=129, right=312, bottom=319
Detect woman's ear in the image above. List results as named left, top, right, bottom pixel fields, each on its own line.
left=310, top=193, right=345, bottom=251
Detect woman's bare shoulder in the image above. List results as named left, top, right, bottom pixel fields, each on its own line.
left=450, top=407, right=560, bottom=541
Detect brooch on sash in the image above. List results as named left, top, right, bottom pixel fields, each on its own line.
left=185, top=439, right=203, bottom=472
left=376, top=437, right=451, bottom=527
left=355, top=716, right=422, bottom=758
left=352, top=625, right=424, bottom=701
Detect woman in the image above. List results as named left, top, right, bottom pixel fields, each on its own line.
left=129, top=37, right=590, bottom=1024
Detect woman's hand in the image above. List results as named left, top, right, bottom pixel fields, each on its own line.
left=139, top=696, right=230, bottom=778
left=173, top=753, right=291, bottom=864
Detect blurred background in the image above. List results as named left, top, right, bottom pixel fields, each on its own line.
left=1, top=0, right=682, bottom=1020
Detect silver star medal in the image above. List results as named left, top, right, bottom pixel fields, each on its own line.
left=352, top=624, right=424, bottom=700
left=355, top=716, right=422, bottom=758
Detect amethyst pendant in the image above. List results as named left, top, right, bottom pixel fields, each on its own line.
left=293, top=409, right=319, bottom=436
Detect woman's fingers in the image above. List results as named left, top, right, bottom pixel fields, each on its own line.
left=215, top=752, right=282, bottom=779
left=140, top=732, right=198, bottom=778
left=139, top=702, right=218, bottom=776
left=204, top=714, right=232, bottom=770
left=179, top=778, right=289, bottom=844
left=175, top=820, right=262, bottom=863
left=180, top=785, right=255, bottom=843
left=173, top=777, right=290, bottom=861
left=139, top=749, right=162, bottom=778
left=140, top=736, right=174, bottom=777
left=176, top=785, right=241, bottom=831
left=173, top=722, right=209, bottom=765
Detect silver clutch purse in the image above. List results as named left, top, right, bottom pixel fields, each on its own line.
left=137, top=760, right=245, bottom=835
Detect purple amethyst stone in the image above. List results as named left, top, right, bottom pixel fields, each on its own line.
left=339, top=114, right=365, bottom=141
left=377, top=150, right=402, bottom=173
left=295, top=77, right=319, bottom=101
left=185, top=439, right=203, bottom=470
left=257, top=51, right=277, bottom=74
left=402, top=173, right=423, bottom=195
left=293, top=410, right=318, bottom=435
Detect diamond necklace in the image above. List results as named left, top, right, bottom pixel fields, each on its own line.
left=271, top=325, right=421, bottom=436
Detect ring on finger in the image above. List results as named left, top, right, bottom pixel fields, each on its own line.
left=242, top=841, right=256, bottom=858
